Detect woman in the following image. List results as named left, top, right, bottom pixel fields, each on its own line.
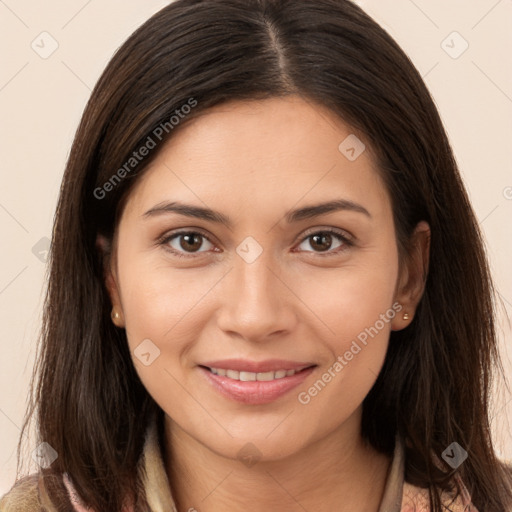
left=1, top=0, right=511, bottom=511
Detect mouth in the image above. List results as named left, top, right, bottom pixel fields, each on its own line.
left=198, top=361, right=317, bottom=405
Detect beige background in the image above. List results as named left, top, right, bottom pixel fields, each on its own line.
left=0, top=0, right=511, bottom=493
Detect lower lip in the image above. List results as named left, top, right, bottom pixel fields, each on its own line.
left=199, top=366, right=316, bottom=405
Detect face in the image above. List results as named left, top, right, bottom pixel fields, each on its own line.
left=103, top=95, right=428, bottom=461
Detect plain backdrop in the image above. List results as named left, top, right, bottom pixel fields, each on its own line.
left=1, top=0, right=511, bottom=493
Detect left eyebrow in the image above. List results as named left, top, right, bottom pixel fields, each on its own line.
left=142, top=198, right=371, bottom=228
left=285, top=199, right=371, bottom=223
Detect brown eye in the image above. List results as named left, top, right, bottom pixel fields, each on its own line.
left=297, top=229, right=352, bottom=256
left=163, top=231, right=215, bottom=257
left=178, top=233, right=204, bottom=252
left=309, top=233, right=335, bottom=252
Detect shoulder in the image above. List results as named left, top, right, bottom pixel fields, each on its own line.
left=0, top=475, right=42, bottom=512
left=0, top=472, right=74, bottom=512
left=401, top=480, right=479, bottom=512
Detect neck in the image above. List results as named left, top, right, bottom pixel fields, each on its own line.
left=163, top=409, right=392, bottom=512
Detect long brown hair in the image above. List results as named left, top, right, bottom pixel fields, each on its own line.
left=15, top=0, right=512, bottom=510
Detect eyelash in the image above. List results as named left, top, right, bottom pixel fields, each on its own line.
left=157, top=228, right=354, bottom=259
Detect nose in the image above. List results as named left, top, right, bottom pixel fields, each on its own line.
left=215, top=250, right=298, bottom=344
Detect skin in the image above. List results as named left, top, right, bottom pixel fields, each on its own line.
left=101, top=95, right=430, bottom=511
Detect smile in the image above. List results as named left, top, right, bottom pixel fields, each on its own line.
left=198, top=362, right=317, bottom=405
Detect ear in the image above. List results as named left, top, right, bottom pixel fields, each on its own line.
left=96, top=234, right=125, bottom=328
left=391, top=221, right=431, bottom=331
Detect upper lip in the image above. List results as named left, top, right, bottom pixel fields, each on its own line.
left=200, top=359, right=316, bottom=373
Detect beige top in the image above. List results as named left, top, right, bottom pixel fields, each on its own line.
left=0, top=412, right=478, bottom=511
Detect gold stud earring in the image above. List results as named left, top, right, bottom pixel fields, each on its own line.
left=111, top=308, right=121, bottom=323
left=403, top=312, right=410, bottom=320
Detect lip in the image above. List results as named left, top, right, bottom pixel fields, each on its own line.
left=200, top=358, right=315, bottom=373
left=198, top=362, right=317, bottom=405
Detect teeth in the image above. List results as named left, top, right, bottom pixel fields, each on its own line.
left=209, top=367, right=305, bottom=381
left=239, top=371, right=256, bottom=382
left=255, top=371, right=274, bottom=381
left=226, top=369, right=239, bottom=379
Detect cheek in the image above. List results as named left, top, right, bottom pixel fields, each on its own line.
left=292, top=249, right=399, bottom=410
left=298, top=250, right=398, bottom=346
left=116, top=254, right=214, bottom=407
left=117, top=248, right=216, bottom=348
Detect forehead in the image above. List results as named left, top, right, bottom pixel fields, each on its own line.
left=122, top=96, right=391, bottom=221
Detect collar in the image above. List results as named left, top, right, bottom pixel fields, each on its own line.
left=138, top=409, right=176, bottom=512
left=138, top=410, right=405, bottom=512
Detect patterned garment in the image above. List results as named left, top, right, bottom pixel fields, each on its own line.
left=1, top=414, right=478, bottom=512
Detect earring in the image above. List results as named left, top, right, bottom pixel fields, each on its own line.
left=111, top=308, right=121, bottom=323
left=403, top=312, right=410, bottom=320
